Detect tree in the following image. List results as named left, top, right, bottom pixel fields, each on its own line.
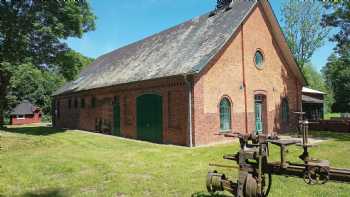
left=322, top=0, right=350, bottom=52
left=281, top=0, right=330, bottom=68
left=322, top=1, right=350, bottom=113
left=54, top=49, right=94, bottom=81
left=322, top=51, right=350, bottom=113
left=0, top=0, right=96, bottom=124
left=0, top=0, right=95, bottom=66
left=7, top=63, right=65, bottom=115
left=0, top=62, right=11, bottom=125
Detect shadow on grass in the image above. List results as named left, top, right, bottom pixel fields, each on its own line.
left=19, top=188, right=67, bottom=197
left=2, top=126, right=66, bottom=136
left=192, top=192, right=232, bottom=197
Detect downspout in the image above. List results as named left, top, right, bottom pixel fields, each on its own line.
left=184, top=74, right=193, bottom=147
left=241, top=25, right=249, bottom=134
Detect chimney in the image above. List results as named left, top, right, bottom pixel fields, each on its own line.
left=216, top=0, right=233, bottom=10
left=209, top=0, right=233, bottom=17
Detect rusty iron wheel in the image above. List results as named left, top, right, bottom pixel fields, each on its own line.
left=304, top=166, right=330, bottom=185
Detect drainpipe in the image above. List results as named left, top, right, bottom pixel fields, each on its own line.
left=184, top=74, right=193, bottom=147
left=241, top=24, right=249, bottom=134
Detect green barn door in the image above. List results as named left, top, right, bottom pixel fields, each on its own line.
left=137, top=94, right=163, bottom=143
left=113, top=102, right=120, bottom=136
left=255, top=102, right=263, bottom=134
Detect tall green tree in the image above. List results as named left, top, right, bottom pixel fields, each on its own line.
left=322, top=0, right=350, bottom=113
left=322, top=51, right=350, bottom=113
left=322, top=0, right=350, bottom=52
left=0, top=62, right=11, bottom=125
left=7, top=63, right=65, bottom=115
left=303, top=63, right=334, bottom=113
left=281, top=0, right=329, bottom=68
left=0, top=0, right=95, bottom=66
left=0, top=0, right=96, bottom=124
left=55, top=49, right=94, bottom=81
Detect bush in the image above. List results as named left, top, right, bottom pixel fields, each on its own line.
left=3, top=115, right=10, bottom=125
left=42, top=114, right=52, bottom=123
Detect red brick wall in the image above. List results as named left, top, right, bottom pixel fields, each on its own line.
left=54, top=5, right=303, bottom=147
left=54, top=77, right=189, bottom=146
left=192, top=5, right=302, bottom=146
left=11, top=111, right=41, bottom=125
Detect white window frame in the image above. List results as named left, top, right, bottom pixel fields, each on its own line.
left=16, top=115, right=25, bottom=120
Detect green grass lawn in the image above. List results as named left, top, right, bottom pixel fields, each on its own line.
left=1, top=125, right=350, bottom=197
left=324, top=113, right=341, bottom=120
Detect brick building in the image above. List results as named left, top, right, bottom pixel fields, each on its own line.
left=10, top=101, right=42, bottom=125
left=53, top=0, right=305, bottom=146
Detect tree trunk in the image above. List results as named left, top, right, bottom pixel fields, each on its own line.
left=0, top=63, right=12, bottom=126
left=0, top=97, right=5, bottom=126
left=0, top=96, right=6, bottom=127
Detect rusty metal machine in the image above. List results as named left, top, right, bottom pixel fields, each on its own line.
left=206, top=119, right=350, bottom=197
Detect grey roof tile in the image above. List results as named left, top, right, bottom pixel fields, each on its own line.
left=10, top=100, right=38, bottom=115
left=54, top=0, right=257, bottom=96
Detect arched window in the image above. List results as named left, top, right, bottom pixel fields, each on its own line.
left=220, top=97, right=232, bottom=132
left=282, top=98, right=289, bottom=122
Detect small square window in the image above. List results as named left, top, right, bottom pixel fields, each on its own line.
left=16, top=115, right=25, bottom=120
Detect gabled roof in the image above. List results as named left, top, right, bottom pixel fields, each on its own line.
left=54, top=0, right=257, bottom=95
left=54, top=0, right=305, bottom=96
left=10, top=101, right=39, bottom=115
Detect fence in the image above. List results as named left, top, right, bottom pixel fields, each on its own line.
left=310, top=119, right=350, bottom=132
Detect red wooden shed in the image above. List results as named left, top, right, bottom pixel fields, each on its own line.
left=10, top=101, right=41, bottom=125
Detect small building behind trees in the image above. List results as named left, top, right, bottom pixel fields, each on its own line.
left=10, top=101, right=42, bottom=125
left=302, top=87, right=325, bottom=121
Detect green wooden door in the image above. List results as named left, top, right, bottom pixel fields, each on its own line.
left=255, top=101, right=263, bottom=134
left=137, top=94, right=163, bottom=143
left=113, top=102, right=120, bottom=136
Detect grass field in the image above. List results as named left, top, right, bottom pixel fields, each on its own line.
left=1, top=125, right=350, bottom=197
left=324, top=113, right=341, bottom=120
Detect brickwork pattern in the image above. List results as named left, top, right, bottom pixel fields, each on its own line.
left=54, top=5, right=303, bottom=147
left=54, top=77, right=189, bottom=146
left=192, top=5, right=302, bottom=146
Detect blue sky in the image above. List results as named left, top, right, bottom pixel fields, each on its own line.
left=66, top=0, right=335, bottom=71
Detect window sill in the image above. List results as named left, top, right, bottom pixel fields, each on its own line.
left=219, top=130, right=232, bottom=134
